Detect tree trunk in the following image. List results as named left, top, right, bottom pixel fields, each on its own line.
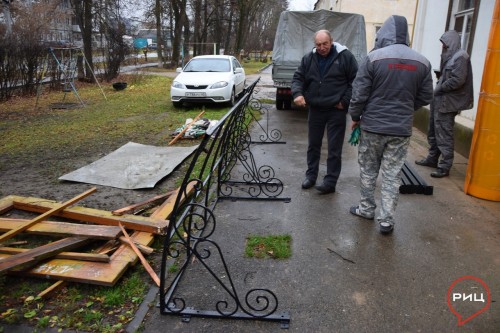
left=2, top=2, right=13, bottom=37
left=193, top=0, right=202, bottom=57
left=83, top=0, right=94, bottom=81
left=234, top=0, right=248, bottom=57
left=213, top=0, right=223, bottom=55
left=171, top=0, right=187, bottom=68
left=155, top=0, right=163, bottom=68
left=71, top=0, right=94, bottom=81
left=224, top=1, right=235, bottom=54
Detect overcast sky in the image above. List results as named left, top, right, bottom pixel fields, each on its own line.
left=126, top=1, right=316, bottom=22
left=288, top=0, right=316, bottom=11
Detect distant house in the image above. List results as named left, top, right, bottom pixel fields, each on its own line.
left=135, top=29, right=157, bottom=44
left=134, top=29, right=172, bottom=50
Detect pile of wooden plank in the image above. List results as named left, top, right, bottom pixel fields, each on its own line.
left=0, top=183, right=194, bottom=292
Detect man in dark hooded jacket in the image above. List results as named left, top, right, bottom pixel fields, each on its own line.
left=415, top=30, right=474, bottom=178
left=348, top=15, right=433, bottom=234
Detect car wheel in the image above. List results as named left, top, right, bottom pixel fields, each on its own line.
left=172, top=101, right=183, bottom=108
left=228, top=89, right=236, bottom=107
left=240, top=80, right=247, bottom=96
left=276, top=98, right=284, bottom=110
left=284, top=98, right=292, bottom=110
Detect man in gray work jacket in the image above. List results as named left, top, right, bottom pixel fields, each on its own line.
left=415, top=30, right=474, bottom=178
left=348, top=15, right=433, bottom=234
left=291, top=30, right=358, bottom=194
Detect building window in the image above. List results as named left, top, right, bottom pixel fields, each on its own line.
left=448, top=0, right=478, bottom=52
left=458, top=0, right=474, bottom=11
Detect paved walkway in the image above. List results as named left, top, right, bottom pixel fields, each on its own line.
left=135, top=70, right=499, bottom=332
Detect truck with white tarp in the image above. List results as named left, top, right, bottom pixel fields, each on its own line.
left=271, top=10, right=367, bottom=110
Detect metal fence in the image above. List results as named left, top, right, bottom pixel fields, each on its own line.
left=159, top=78, right=290, bottom=327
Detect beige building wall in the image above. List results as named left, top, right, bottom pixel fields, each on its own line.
left=314, top=0, right=418, bottom=51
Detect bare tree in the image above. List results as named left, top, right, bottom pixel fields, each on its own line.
left=246, top=0, right=287, bottom=57
left=125, top=0, right=286, bottom=67
left=224, top=0, right=237, bottom=54
left=1, top=0, right=13, bottom=37
left=0, top=0, right=66, bottom=100
left=0, top=0, right=290, bottom=101
left=93, top=0, right=131, bottom=80
left=71, top=0, right=94, bottom=81
left=170, top=0, right=187, bottom=68
left=154, top=0, right=163, bottom=68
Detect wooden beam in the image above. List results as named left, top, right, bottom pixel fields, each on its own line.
left=151, top=181, right=196, bottom=220
left=0, top=247, right=110, bottom=263
left=0, top=237, right=90, bottom=273
left=6, top=195, right=168, bottom=234
left=93, top=240, right=119, bottom=255
left=0, top=188, right=96, bottom=244
left=168, top=110, right=205, bottom=145
left=118, top=236, right=154, bottom=255
left=0, top=197, right=13, bottom=215
left=2, top=232, right=154, bottom=286
left=0, top=218, right=121, bottom=239
left=38, top=280, right=67, bottom=299
left=118, top=223, right=160, bottom=286
left=111, top=190, right=175, bottom=216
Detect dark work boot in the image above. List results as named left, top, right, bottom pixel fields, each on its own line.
left=302, top=178, right=316, bottom=189
left=415, top=158, right=438, bottom=168
left=430, top=168, right=449, bottom=178
left=315, top=183, right=335, bottom=194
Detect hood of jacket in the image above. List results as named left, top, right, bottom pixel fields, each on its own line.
left=374, top=15, right=410, bottom=50
left=440, top=30, right=461, bottom=68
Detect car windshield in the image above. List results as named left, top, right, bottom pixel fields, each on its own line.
left=184, top=58, right=231, bottom=72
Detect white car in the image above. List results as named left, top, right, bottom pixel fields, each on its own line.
left=170, top=55, right=246, bottom=107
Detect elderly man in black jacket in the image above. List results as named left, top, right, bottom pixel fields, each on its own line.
left=291, top=29, right=358, bottom=194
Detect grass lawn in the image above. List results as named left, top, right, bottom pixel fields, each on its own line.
left=0, top=59, right=271, bottom=332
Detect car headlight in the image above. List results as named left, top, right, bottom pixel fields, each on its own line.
left=172, top=81, right=186, bottom=89
left=210, top=81, right=228, bottom=89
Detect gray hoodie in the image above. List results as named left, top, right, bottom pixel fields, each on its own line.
left=434, top=30, right=474, bottom=113
left=349, top=15, right=433, bottom=136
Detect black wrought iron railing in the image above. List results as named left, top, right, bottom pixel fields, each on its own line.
left=159, top=78, right=290, bottom=328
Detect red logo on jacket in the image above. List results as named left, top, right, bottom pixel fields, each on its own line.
left=388, top=63, right=417, bottom=71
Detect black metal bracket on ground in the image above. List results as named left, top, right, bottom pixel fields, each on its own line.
left=217, top=79, right=290, bottom=202
left=159, top=78, right=290, bottom=327
left=400, top=161, right=433, bottom=195
left=247, top=85, right=286, bottom=145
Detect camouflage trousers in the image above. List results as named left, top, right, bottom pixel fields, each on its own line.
left=357, top=130, right=410, bottom=225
